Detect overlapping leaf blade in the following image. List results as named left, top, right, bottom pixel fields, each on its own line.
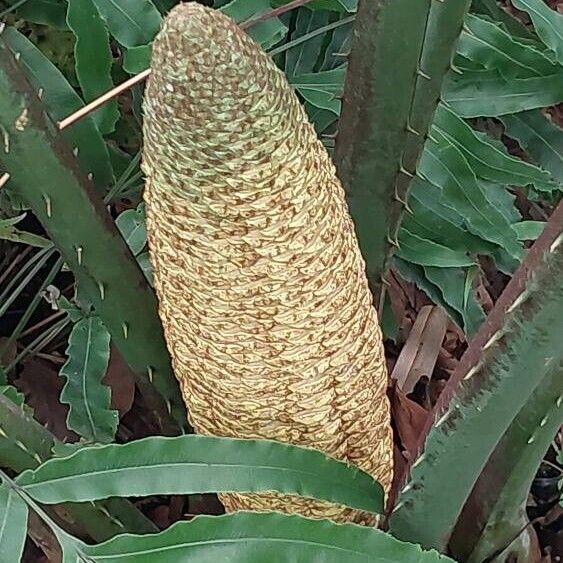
left=480, top=179, right=521, bottom=225
left=422, top=265, right=486, bottom=336
left=0, top=483, right=28, bottom=563
left=60, top=316, right=118, bottom=443
left=136, top=252, right=154, bottom=285
left=16, top=435, right=384, bottom=514
left=123, top=44, right=153, bottom=74
left=511, top=0, right=563, bottom=64
left=513, top=220, right=546, bottom=241
left=84, top=512, right=452, bottom=563
left=319, top=16, right=353, bottom=70
left=400, top=178, right=495, bottom=255
left=4, top=0, right=68, bottom=29
left=221, top=0, right=288, bottom=49
left=419, top=131, right=522, bottom=258
left=90, top=0, right=162, bottom=48
left=397, top=229, right=474, bottom=268
left=290, top=67, right=345, bottom=115
left=0, top=214, right=52, bottom=248
left=153, top=0, right=179, bottom=14
left=67, top=0, right=119, bottom=135
left=303, top=102, right=338, bottom=133
left=500, top=110, right=563, bottom=183
left=0, top=394, right=158, bottom=542
left=443, top=70, right=563, bottom=117
left=116, top=205, right=147, bottom=256
left=393, top=257, right=485, bottom=335
left=305, top=0, right=357, bottom=11
left=471, top=0, right=538, bottom=42
left=458, top=13, right=557, bottom=78
left=434, top=104, right=556, bottom=192
left=285, top=8, right=330, bottom=77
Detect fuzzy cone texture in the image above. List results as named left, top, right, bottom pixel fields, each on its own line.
left=142, top=3, right=393, bottom=523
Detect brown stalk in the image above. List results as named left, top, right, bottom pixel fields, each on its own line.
left=57, top=69, right=151, bottom=130
left=239, top=0, right=319, bottom=28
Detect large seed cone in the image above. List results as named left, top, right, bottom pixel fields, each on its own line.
left=142, top=3, right=393, bottom=523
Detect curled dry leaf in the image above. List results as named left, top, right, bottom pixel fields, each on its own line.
left=391, top=306, right=448, bottom=395
left=388, top=381, right=428, bottom=499
left=102, top=346, right=135, bottom=418
left=15, top=358, right=79, bottom=443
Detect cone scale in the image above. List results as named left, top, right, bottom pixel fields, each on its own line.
left=143, top=4, right=393, bottom=522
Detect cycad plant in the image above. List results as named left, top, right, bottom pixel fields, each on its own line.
left=143, top=2, right=392, bottom=521
left=0, top=0, right=561, bottom=561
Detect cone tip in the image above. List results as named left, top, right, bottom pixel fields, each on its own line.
left=163, top=2, right=233, bottom=35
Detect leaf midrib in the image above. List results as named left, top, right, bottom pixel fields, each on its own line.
left=424, top=145, right=517, bottom=252
left=433, top=123, right=545, bottom=184
left=92, top=536, right=382, bottom=560
left=81, top=318, right=98, bottom=441
left=507, top=115, right=563, bottom=166
left=22, top=461, right=374, bottom=502
left=0, top=489, right=13, bottom=546
left=514, top=0, right=563, bottom=44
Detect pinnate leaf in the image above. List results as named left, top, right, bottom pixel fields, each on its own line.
left=443, top=70, right=563, bottom=117
left=60, top=317, right=117, bottom=444
left=67, top=0, right=119, bottom=135
left=434, top=103, right=556, bottom=192
left=511, top=0, right=563, bottom=64
left=16, top=435, right=384, bottom=514
left=419, top=131, right=522, bottom=258
left=83, top=512, right=452, bottom=562
left=90, top=0, right=162, bottom=48
left=500, top=110, right=563, bottom=183
left=458, top=13, right=557, bottom=78
left=0, top=483, right=27, bottom=563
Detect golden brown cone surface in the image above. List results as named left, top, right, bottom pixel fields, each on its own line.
left=142, top=3, right=393, bottom=523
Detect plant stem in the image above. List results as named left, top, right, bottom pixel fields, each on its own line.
left=0, top=41, right=186, bottom=434
left=334, top=0, right=470, bottom=301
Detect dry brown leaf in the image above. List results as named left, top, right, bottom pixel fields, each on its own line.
left=389, top=380, right=428, bottom=461
left=391, top=306, right=432, bottom=388
left=388, top=380, right=429, bottom=507
left=103, top=346, right=135, bottom=418
left=391, top=306, right=448, bottom=394
left=15, top=357, right=79, bottom=443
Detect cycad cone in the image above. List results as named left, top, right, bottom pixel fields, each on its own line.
left=142, top=3, right=393, bottom=523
